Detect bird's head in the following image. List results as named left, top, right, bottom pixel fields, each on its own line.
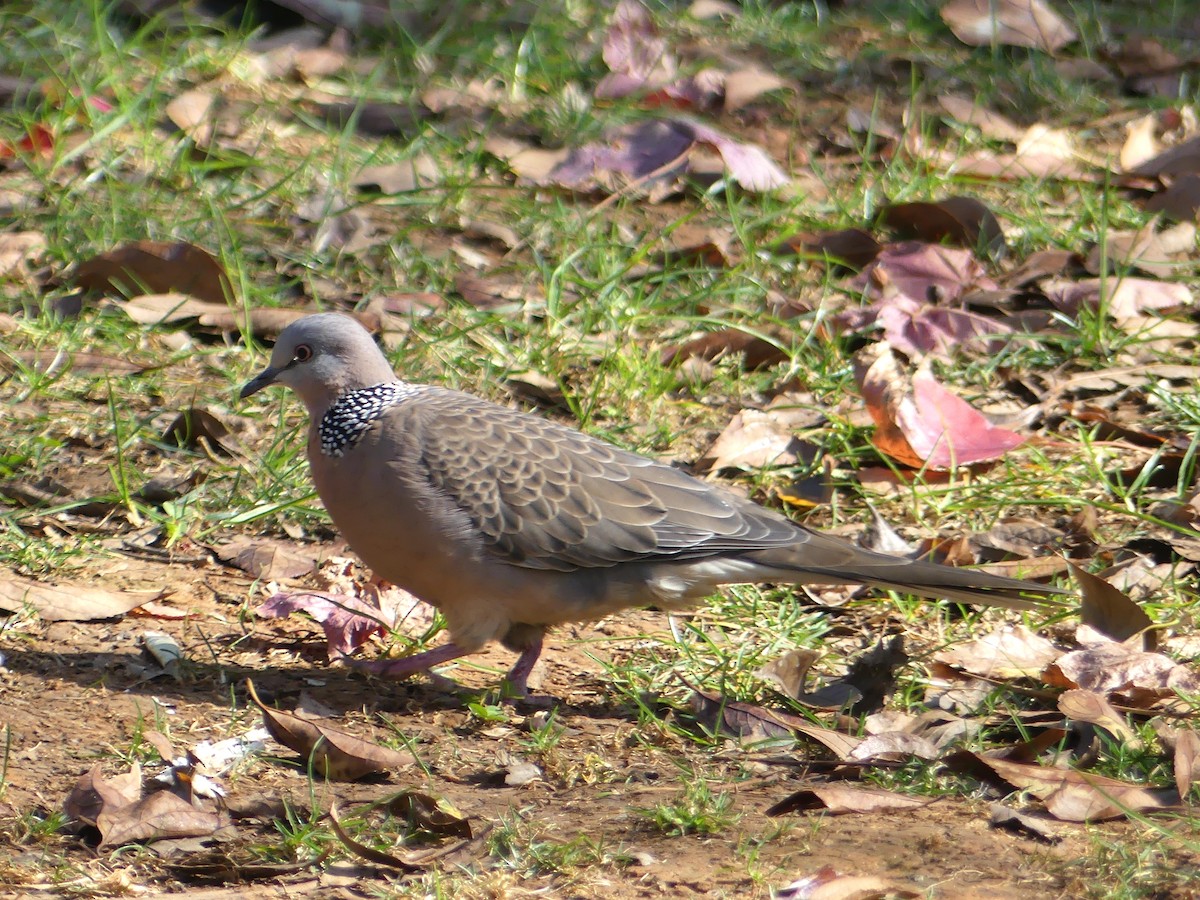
left=240, top=313, right=396, bottom=414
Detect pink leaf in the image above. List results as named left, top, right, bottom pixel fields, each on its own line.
left=896, top=366, right=1026, bottom=468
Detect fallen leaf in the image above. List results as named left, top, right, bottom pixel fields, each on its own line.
left=938, top=95, right=1024, bottom=142
left=214, top=537, right=324, bottom=580
left=854, top=345, right=1026, bottom=469
left=698, top=409, right=818, bottom=473
left=766, top=785, right=934, bottom=817
left=75, top=241, right=233, bottom=304
left=879, top=196, right=1006, bottom=257
left=161, top=406, right=241, bottom=457
left=1070, top=563, right=1155, bottom=649
left=1174, top=729, right=1200, bottom=800
left=0, top=231, right=46, bottom=277
left=988, top=804, right=1063, bottom=842
left=1057, top=689, right=1141, bottom=745
left=775, top=866, right=919, bottom=900
left=1047, top=642, right=1200, bottom=702
left=945, top=751, right=1179, bottom=822
left=0, top=349, right=156, bottom=377
left=935, top=625, right=1060, bottom=679
left=256, top=590, right=389, bottom=658
left=941, top=0, right=1077, bottom=53
left=246, top=680, right=414, bottom=779
left=548, top=118, right=787, bottom=196
left=0, top=574, right=160, bottom=621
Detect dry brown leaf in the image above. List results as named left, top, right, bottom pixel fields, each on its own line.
left=697, top=409, right=817, bottom=473
left=1128, top=134, right=1200, bottom=178
left=687, top=681, right=862, bottom=757
left=775, top=866, right=919, bottom=900
left=1084, top=222, right=1196, bottom=278
left=1121, top=114, right=1162, bottom=173
left=161, top=406, right=241, bottom=457
left=766, top=784, right=934, bottom=817
left=949, top=752, right=1179, bottom=822
left=1070, top=563, right=1155, bottom=649
left=879, top=196, right=1006, bottom=257
left=937, top=95, right=1024, bottom=142
left=989, top=804, right=1063, bottom=842
left=352, top=156, right=441, bottom=194
left=76, top=241, right=232, bottom=304
left=941, top=0, right=1077, bottom=53
left=1174, top=729, right=1200, bottom=800
left=63, top=763, right=231, bottom=848
left=0, top=574, right=160, bottom=621
left=165, top=88, right=216, bottom=145
left=661, top=327, right=788, bottom=370
left=0, top=230, right=46, bottom=277
left=849, top=732, right=939, bottom=762
left=721, top=66, right=791, bottom=111
left=1047, top=642, right=1200, bottom=702
left=247, top=680, right=415, bottom=779
left=213, top=536, right=324, bottom=580
left=1056, top=689, right=1140, bottom=746
left=0, top=348, right=156, bottom=377
left=1145, top=173, right=1200, bottom=221
left=934, top=625, right=1060, bottom=679
left=754, top=648, right=863, bottom=710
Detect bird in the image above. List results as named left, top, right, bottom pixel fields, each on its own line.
left=240, top=313, right=1064, bottom=696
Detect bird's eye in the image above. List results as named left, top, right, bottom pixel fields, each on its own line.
left=293, top=344, right=313, bottom=363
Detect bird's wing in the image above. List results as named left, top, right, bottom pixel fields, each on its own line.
left=408, top=388, right=801, bottom=572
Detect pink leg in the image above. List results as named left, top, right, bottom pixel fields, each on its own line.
left=502, top=633, right=544, bottom=699
left=353, top=642, right=470, bottom=678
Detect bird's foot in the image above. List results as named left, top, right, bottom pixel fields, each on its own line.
left=352, top=641, right=470, bottom=679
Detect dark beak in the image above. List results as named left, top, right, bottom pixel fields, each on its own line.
left=240, top=366, right=280, bottom=399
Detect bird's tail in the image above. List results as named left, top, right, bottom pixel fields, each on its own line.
left=745, top=529, right=1068, bottom=613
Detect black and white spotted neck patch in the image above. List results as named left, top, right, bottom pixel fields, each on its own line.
left=318, top=382, right=423, bottom=457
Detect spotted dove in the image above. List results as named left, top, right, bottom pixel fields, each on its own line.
left=241, top=313, right=1063, bottom=695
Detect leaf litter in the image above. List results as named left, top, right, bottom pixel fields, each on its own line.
left=6, top=0, right=1200, bottom=895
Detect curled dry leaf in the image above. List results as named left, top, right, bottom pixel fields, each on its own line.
left=685, top=679, right=862, bottom=758
left=63, top=763, right=232, bottom=848
left=1047, top=643, right=1200, bottom=704
left=246, top=680, right=415, bottom=780
left=546, top=118, right=788, bottom=196
left=755, top=648, right=862, bottom=710
left=75, top=241, right=232, bottom=305
left=0, top=349, right=157, bottom=377
left=854, top=345, right=1026, bottom=469
left=0, top=230, right=46, bottom=277
left=328, top=800, right=474, bottom=871
left=944, top=751, right=1179, bottom=822
left=766, top=784, right=934, bottom=817
left=162, top=406, right=241, bottom=457
left=937, top=95, right=1024, bottom=142
left=257, top=590, right=388, bottom=658
left=1056, top=689, right=1141, bottom=746
left=775, top=867, right=919, bottom=900
left=940, top=0, right=1077, bottom=53
left=1070, top=563, right=1155, bottom=649
left=1174, top=729, right=1200, bottom=800
left=988, top=804, right=1063, bottom=843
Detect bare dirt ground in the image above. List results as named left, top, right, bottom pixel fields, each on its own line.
left=0, top=552, right=1127, bottom=899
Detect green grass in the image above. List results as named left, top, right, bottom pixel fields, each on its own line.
left=1, top=0, right=1200, bottom=896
